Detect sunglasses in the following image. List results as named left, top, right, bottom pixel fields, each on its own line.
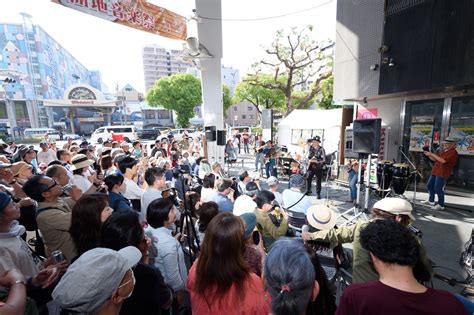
left=40, top=180, right=58, bottom=194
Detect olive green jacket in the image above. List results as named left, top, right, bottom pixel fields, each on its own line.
left=308, top=220, right=433, bottom=283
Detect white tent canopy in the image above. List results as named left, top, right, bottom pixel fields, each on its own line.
left=277, top=109, right=344, bottom=156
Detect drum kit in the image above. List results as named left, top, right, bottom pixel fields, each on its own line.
left=376, top=160, right=412, bottom=196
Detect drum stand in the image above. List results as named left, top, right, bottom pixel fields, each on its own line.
left=338, top=154, right=370, bottom=225
left=399, top=148, right=422, bottom=212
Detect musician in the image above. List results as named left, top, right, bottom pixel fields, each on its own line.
left=306, top=136, right=326, bottom=199
left=262, top=140, right=276, bottom=178
left=423, top=136, right=459, bottom=211
left=347, top=160, right=360, bottom=204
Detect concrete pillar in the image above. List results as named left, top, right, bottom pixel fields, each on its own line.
left=6, top=99, right=17, bottom=141
left=195, top=0, right=224, bottom=165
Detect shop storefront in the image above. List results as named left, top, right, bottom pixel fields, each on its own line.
left=401, top=95, right=474, bottom=196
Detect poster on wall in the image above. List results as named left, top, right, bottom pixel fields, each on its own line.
left=449, top=126, right=474, bottom=155
left=357, top=107, right=378, bottom=119
left=409, top=125, right=433, bottom=152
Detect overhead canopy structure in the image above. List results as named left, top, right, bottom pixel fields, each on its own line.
left=43, top=83, right=116, bottom=108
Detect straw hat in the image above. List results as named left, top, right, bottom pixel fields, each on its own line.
left=11, top=161, right=32, bottom=177
left=306, top=204, right=337, bottom=230
left=71, top=154, right=94, bottom=171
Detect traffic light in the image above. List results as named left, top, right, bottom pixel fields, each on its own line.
left=3, top=77, right=16, bottom=84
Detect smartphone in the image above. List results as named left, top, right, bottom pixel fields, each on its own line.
left=252, top=230, right=260, bottom=245
left=422, top=146, right=429, bottom=152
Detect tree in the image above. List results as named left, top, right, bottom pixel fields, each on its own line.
left=146, top=73, right=202, bottom=127
left=316, top=74, right=335, bottom=109
left=222, top=84, right=232, bottom=116
left=249, top=25, right=333, bottom=116
left=233, top=74, right=286, bottom=114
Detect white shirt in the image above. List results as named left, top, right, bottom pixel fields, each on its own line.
left=272, top=191, right=283, bottom=206
left=70, top=174, right=92, bottom=193
left=200, top=187, right=216, bottom=202
left=282, top=188, right=313, bottom=215
left=123, top=177, right=143, bottom=200
left=141, top=187, right=162, bottom=217
left=37, top=149, right=56, bottom=165
left=233, top=195, right=257, bottom=216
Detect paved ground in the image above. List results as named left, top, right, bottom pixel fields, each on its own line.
left=230, top=151, right=474, bottom=297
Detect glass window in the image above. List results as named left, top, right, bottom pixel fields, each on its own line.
left=242, top=115, right=246, bottom=119
left=233, top=107, right=237, bottom=111
left=448, top=96, right=474, bottom=192
left=0, top=102, right=7, bottom=119
left=248, top=106, right=253, bottom=111
left=14, top=102, right=28, bottom=118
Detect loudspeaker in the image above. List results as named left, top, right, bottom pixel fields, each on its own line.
left=353, top=118, right=382, bottom=154
left=205, top=126, right=216, bottom=142
left=217, top=130, right=226, bottom=146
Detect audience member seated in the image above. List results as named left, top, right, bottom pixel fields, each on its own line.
left=237, top=170, right=251, bottom=194
left=233, top=181, right=259, bottom=216
left=200, top=173, right=216, bottom=202
left=23, top=175, right=77, bottom=262
left=52, top=246, right=141, bottom=315
left=105, top=174, right=133, bottom=212
left=100, top=211, right=173, bottom=315
left=187, top=212, right=271, bottom=314
left=194, top=201, right=219, bottom=243
left=282, top=174, right=313, bottom=215
left=209, top=178, right=234, bottom=213
left=336, top=220, right=466, bottom=315
left=197, top=159, right=211, bottom=180
left=240, top=213, right=265, bottom=277
left=141, top=167, right=166, bottom=217
left=302, top=197, right=433, bottom=284
left=69, top=193, right=113, bottom=259
left=146, top=199, right=188, bottom=309
left=255, top=190, right=288, bottom=249
left=266, top=176, right=282, bottom=205
left=0, top=269, right=30, bottom=315
left=10, top=162, right=33, bottom=186
left=264, top=238, right=319, bottom=315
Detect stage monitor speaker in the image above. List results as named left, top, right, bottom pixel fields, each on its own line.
left=353, top=118, right=382, bottom=154
left=205, top=126, right=216, bottom=142
left=217, top=130, right=226, bottom=146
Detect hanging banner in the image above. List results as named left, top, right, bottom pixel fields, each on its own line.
left=409, top=124, right=433, bottom=152
left=449, top=126, right=474, bottom=156
left=52, top=0, right=187, bottom=40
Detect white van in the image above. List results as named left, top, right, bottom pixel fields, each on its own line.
left=90, top=125, right=138, bottom=144
left=24, top=128, right=56, bottom=139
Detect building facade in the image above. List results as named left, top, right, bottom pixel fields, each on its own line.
left=142, top=44, right=190, bottom=92
left=334, top=0, right=474, bottom=196
left=224, top=101, right=258, bottom=127
left=0, top=19, right=102, bottom=137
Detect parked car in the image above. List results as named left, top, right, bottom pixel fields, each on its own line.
left=138, top=128, right=162, bottom=140
left=156, top=128, right=200, bottom=142
left=90, top=125, right=138, bottom=144
left=44, top=131, right=81, bottom=140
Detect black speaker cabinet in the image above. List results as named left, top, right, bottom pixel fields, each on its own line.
left=353, top=118, right=382, bottom=154
left=217, top=130, right=226, bottom=146
left=205, top=126, right=216, bottom=142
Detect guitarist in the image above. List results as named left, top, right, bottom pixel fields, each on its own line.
left=306, top=136, right=326, bottom=199
left=262, top=140, right=276, bottom=178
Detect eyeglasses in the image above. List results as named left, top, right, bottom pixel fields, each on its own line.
left=40, top=180, right=58, bottom=194
left=118, top=269, right=135, bottom=289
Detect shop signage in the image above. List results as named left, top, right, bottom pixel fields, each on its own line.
left=78, top=117, right=105, bottom=122
left=16, top=118, right=30, bottom=123
left=357, top=107, right=378, bottom=119
left=52, top=0, right=187, bottom=40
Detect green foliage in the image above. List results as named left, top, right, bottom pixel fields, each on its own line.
left=233, top=74, right=286, bottom=113
left=316, top=74, right=335, bottom=109
left=222, top=84, right=232, bottom=116
left=146, top=73, right=202, bottom=127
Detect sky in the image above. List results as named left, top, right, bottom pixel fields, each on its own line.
left=0, top=0, right=336, bottom=94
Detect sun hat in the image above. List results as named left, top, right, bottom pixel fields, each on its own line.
left=306, top=204, right=337, bottom=230
left=289, top=174, right=305, bottom=187
left=71, top=154, right=94, bottom=171
left=443, top=136, right=460, bottom=143
left=240, top=213, right=257, bottom=239
left=11, top=161, right=32, bottom=176
left=52, top=246, right=141, bottom=313
left=266, top=176, right=279, bottom=186
left=372, top=197, right=415, bottom=220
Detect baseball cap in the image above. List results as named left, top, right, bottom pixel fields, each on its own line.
left=289, top=174, right=305, bottom=187
left=0, top=192, right=12, bottom=211
left=306, top=204, right=337, bottom=230
left=266, top=176, right=279, bottom=186
left=240, top=213, right=257, bottom=239
left=52, top=246, right=141, bottom=313
left=372, top=197, right=415, bottom=220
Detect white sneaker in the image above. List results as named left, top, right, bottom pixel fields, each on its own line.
left=433, top=204, right=445, bottom=211
left=421, top=200, right=436, bottom=206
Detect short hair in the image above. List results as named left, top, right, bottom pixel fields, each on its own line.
left=197, top=201, right=219, bottom=233
left=239, top=170, right=249, bottom=182
left=147, top=198, right=174, bottom=228
left=45, top=165, right=65, bottom=179
left=100, top=155, right=113, bottom=171
left=23, top=175, right=49, bottom=202
left=360, top=219, right=419, bottom=266
left=56, top=149, right=70, bottom=160
left=255, top=190, right=275, bottom=208
left=264, top=238, right=315, bottom=314
left=47, top=160, right=62, bottom=167
left=117, top=156, right=137, bottom=174
left=245, top=181, right=259, bottom=197
left=216, top=178, right=233, bottom=192
left=104, top=173, right=124, bottom=191
left=132, top=140, right=140, bottom=147
left=100, top=210, right=143, bottom=250
left=144, top=167, right=164, bottom=186
left=202, top=173, right=216, bottom=189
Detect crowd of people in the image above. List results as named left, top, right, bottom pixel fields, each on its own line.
left=0, top=132, right=471, bottom=315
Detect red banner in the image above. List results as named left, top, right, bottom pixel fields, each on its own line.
left=52, top=0, right=187, bottom=40
left=357, top=107, right=378, bottom=119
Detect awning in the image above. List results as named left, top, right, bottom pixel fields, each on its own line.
left=43, top=99, right=117, bottom=108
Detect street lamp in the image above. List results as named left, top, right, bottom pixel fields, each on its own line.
left=0, top=78, right=17, bottom=141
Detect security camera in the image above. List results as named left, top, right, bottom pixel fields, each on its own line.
left=186, top=37, right=200, bottom=57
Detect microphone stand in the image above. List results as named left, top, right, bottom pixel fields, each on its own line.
left=399, top=147, right=422, bottom=212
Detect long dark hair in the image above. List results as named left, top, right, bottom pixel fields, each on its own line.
left=100, top=210, right=143, bottom=250
left=193, top=213, right=250, bottom=302
left=69, top=193, right=108, bottom=256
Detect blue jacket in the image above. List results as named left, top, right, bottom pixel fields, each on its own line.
left=109, top=191, right=133, bottom=212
